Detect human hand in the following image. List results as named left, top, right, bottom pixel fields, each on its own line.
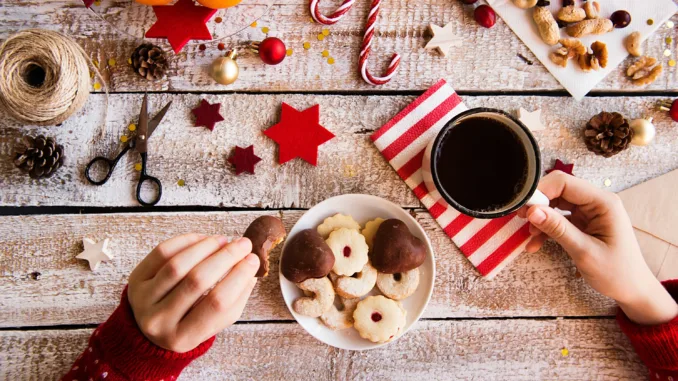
left=519, top=171, right=678, bottom=325
left=127, top=234, right=260, bottom=352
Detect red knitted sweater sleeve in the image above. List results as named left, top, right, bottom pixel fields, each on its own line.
left=61, top=287, right=215, bottom=381
left=617, top=279, right=678, bottom=381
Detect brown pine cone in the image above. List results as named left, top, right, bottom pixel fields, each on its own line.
left=13, top=135, right=65, bottom=179
left=131, top=43, right=167, bottom=81
left=584, top=112, right=634, bottom=157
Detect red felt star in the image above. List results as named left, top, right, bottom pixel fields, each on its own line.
left=82, top=0, right=94, bottom=8
left=191, top=99, right=224, bottom=131
left=264, top=103, right=335, bottom=165
left=546, top=159, right=574, bottom=175
left=144, top=0, right=216, bottom=54
left=228, top=145, right=262, bottom=175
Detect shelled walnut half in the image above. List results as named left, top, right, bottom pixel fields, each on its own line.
left=578, top=41, right=608, bottom=71
left=549, top=39, right=586, bottom=67
left=627, top=56, right=663, bottom=86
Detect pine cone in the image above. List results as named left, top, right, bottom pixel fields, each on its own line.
left=131, top=43, right=167, bottom=81
left=13, top=135, right=64, bottom=179
left=584, top=112, right=634, bottom=157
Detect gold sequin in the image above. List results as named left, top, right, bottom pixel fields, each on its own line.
left=250, top=21, right=257, bottom=27
left=286, top=48, right=293, bottom=56
left=664, top=49, right=672, bottom=57
left=303, top=42, right=311, bottom=50
left=647, top=19, right=654, bottom=25
left=134, top=163, right=142, bottom=171
left=128, top=123, right=137, bottom=132
left=261, top=27, right=270, bottom=34
left=127, top=57, right=132, bottom=65
left=561, top=348, right=569, bottom=357
left=328, top=57, right=335, bottom=65
left=604, top=179, right=612, bottom=187
left=322, top=28, right=330, bottom=36
left=177, top=179, right=186, bottom=187
left=94, top=0, right=101, bottom=5
left=120, top=135, right=128, bottom=143
left=93, top=82, right=102, bottom=90
left=666, top=37, right=673, bottom=44
left=107, top=58, right=116, bottom=67
left=669, top=59, right=676, bottom=67
left=321, top=49, right=329, bottom=57
left=317, top=34, right=325, bottom=41
left=89, top=71, right=95, bottom=79
left=310, top=17, right=315, bottom=23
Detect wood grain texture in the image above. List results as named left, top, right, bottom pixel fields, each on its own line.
left=2, top=93, right=677, bottom=207
left=0, top=319, right=646, bottom=380
left=0, top=0, right=675, bottom=93
left=0, top=210, right=615, bottom=327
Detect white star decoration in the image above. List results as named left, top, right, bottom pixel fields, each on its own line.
left=424, top=22, right=463, bottom=57
left=518, top=107, right=546, bottom=132
left=76, top=238, right=113, bottom=271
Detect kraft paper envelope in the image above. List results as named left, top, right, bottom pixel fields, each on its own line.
left=618, top=169, right=678, bottom=281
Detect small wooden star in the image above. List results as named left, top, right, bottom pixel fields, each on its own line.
left=518, top=108, right=546, bottom=132
left=546, top=159, right=574, bottom=175
left=144, top=0, right=217, bottom=54
left=76, top=238, right=113, bottom=271
left=228, top=145, right=262, bottom=175
left=191, top=99, right=224, bottom=131
left=424, top=22, right=463, bottom=57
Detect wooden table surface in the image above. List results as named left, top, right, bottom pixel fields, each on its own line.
left=1, top=1, right=677, bottom=379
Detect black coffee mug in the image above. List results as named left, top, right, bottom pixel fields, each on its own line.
left=422, top=108, right=548, bottom=219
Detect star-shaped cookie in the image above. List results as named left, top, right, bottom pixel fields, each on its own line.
left=192, top=99, right=225, bottom=131
left=518, top=107, right=546, bottom=132
left=228, top=145, right=262, bottom=175
left=264, top=103, right=335, bottom=165
left=76, top=238, right=113, bottom=271
left=546, top=159, right=574, bottom=176
left=144, top=0, right=217, bottom=54
left=424, top=22, right=463, bottom=57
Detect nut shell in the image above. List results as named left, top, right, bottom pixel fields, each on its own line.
left=370, top=219, right=426, bottom=274
left=243, top=216, right=287, bottom=277
left=281, top=229, right=335, bottom=283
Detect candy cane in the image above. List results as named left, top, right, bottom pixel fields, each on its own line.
left=309, top=0, right=356, bottom=25
left=359, top=0, right=400, bottom=86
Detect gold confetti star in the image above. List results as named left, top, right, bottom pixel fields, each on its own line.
left=561, top=348, right=569, bottom=357
left=94, top=0, right=101, bottom=5
left=120, top=135, right=128, bottom=143
left=127, top=57, right=132, bottom=65
left=250, top=21, right=257, bottom=27
left=669, top=59, right=676, bottom=67
left=664, top=49, right=672, bottom=57
left=343, top=164, right=356, bottom=178
left=134, top=163, right=142, bottom=171
left=93, top=82, right=102, bottom=90
left=647, top=19, right=654, bottom=25
left=604, top=179, right=612, bottom=187
left=128, top=123, right=136, bottom=132
left=321, top=49, right=329, bottom=57
left=286, top=48, right=293, bottom=56
left=261, top=26, right=270, bottom=34
left=309, top=17, right=315, bottom=23
left=328, top=57, right=335, bottom=65
left=317, top=33, right=325, bottom=41
left=107, top=58, right=116, bottom=67
left=303, top=42, right=311, bottom=50
left=177, top=179, right=186, bottom=187
left=666, top=37, right=673, bottom=44
left=322, top=28, right=330, bottom=36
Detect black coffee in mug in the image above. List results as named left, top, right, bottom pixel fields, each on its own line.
left=435, top=116, right=528, bottom=212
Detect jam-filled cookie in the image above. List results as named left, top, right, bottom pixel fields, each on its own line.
left=376, top=268, right=420, bottom=301
left=334, top=261, right=377, bottom=298
left=360, top=217, right=385, bottom=250
left=320, top=296, right=359, bottom=330
left=326, top=228, right=369, bottom=276
left=353, top=295, right=407, bottom=343
left=293, top=277, right=335, bottom=318
left=317, top=214, right=361, bottom=239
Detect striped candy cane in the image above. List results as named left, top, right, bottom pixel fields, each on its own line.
left=309, top=0, right=356, bottom=25
left=359, top=0, right=400, bottom=86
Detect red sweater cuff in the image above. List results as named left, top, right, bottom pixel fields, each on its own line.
left=617, top=280, right=678, bottom=379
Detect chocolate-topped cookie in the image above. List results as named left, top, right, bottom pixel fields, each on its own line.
left=281, top=229, right=335, bottom=283
left=370, top=219, right=426, bottom=274
left=243, top=216, right=287, bottom=277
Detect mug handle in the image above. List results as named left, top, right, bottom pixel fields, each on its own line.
left=526, top=189, right=550, bottom=206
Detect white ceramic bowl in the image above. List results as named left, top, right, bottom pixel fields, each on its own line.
left=279, top=194, right=436, bottom=350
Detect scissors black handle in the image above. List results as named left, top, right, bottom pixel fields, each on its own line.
left=136, top=152, right=162, bottom=206
left=85, top=144, right=132, bottom=185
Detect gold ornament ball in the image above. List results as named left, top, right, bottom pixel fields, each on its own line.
left=630, top=117, right=656, bottom=146
left=210, top=50, right=239, bottom=85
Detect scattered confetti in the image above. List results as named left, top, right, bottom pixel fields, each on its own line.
left=89, top=71, right=95, bottom=79
left=669, top=59, right=676, bottom=67
left=647, top=19, right=654, bottom=26
left=94, top=0, right=101, bottom=5
left=199, top=44, right=207, bottom=51
left=93, top=60, right=99, bottom=68
left=286, top=48, right=293, bottom=56
left=343, top=164, right=356, bottom=178
left=303, top=42, right=311, bottom=50
left=322, top=28, right=330, bottom=36
left=317, top=34, right=325, bottom=41
left=128, top=123, right=136, bottom=132
left=262, top=27, right=270, bottom=34
left=93, top=82, right=102, bottom=90
left=134, top=163, right=142, bottom=171
left=218, top=43, right=225, bottom=51
left=328, top=57, right=335, bottom=65
left=667, top=21, right=675, bottom=28
left=604, top=178, right=612, bottom=187
left=664, top=49, right=672, bottom=57
left=666, top=37, right=673, bottom=44
left=215, top=16, right=223, bottom=23
left=310, top=17, right=315, bottom=23
left=177, top=179, right=186, bottom=186
left=250, top=21, right=257, bottom=27
left=321, top=49, right=329, bottom=57
left=120, top=135, right=128, bottom=143
left=561, top=348, right=569, bottom=357
left=107, top=58, right=116, bottom=67
left=127, top=57, right=132, bottom=65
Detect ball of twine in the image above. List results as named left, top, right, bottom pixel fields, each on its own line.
left=0, top=29, right=104, bottom=126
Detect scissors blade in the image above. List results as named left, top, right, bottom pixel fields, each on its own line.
left=136, top=94, right=150, bottom=153
left=146, top=101, right=172, bottom=139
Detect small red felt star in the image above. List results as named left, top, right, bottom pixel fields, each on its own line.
left=191, top=99, right=224, bottom=131
left=144, top=0, right=217, bottom=54
left=228, top=145, right=262, bottom=175
left=546, top=159, right=574, bottom=175
left=264, top=103, right=335, bottom=165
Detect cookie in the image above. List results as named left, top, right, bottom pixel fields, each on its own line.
left=317, top=214, right=361, bottom=239
left=281, top=229, right=335, bottom=283
left=361, top=217, right=385, bottom=250
left=370, top=219, right=426, bottom=274
left=320, top=296, right=360, bottom=330
left=335, top=261, right=377, bottom=298
left=293, top=277, right=335, bottom=318
left=326, top=228, right=369, bottom=276
left=376, top=268, right=420, bottom=301
left=353, top=295, right=407, bottom=343
left=243, top=216, right=286, bottom=277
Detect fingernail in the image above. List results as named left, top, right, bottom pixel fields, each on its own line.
left=528, top=208, right=547, bottom=225
left=246, top=253, right=260, bottom=266
left=234, top=237, right=251, bottom=248
left=215, top=235, right=229, bottom=245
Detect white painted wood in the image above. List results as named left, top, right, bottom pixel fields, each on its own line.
left=1, top=94, right=676, bottom=207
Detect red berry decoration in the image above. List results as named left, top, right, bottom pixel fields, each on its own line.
left=474, top=5, right=497, bottom=28
left=610, top=10, right=631, bottom=28
left=251, top=37, right=286, bottom=65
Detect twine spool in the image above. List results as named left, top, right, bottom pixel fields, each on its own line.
left=0, top=29, right=105, bottom=126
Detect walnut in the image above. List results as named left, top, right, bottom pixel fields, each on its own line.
left=557, top=6, right=586, bottom=22
left=591, top=41, right=608, bottom=68
left=583, top=1, right=600, bottom=19
left=576, top=41, right=607, bottom=72
left=566, top=18, right=613, bottom=37
left=625, top=31, right=643, bottom=57
left=626, top=56, right=662, bottom=86
left=549, top=38, right=586, bottom=67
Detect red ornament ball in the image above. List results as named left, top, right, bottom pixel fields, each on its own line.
left=474, top=5, right=496, bottom=28
left=670, top=99, right=678, bottom=123
left=258, top=37, right=286, bottom=65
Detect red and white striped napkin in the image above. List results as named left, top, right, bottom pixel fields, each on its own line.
left=371, top=79, right=531, bottom=278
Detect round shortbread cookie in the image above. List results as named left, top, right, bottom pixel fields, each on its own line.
left=320, top=296, right=360, bottom=330
left=353, top=295, right=407, bottom=343
left=326, top=228, right=369, bottom=276
left=376, top=268, right=420, bottom=301
left=317, top=214, right=361, bottom=239
left=335, top=261, right=377, bottom=298
left=293, top=277, right=335, bottom=317
left=361, top=217, right=385, bottom=250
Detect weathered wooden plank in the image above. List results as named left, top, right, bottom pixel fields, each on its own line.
left=0, top=0, right=676, bottom=93
left=0, top=319, right=646, bottom=380
left=0, top=210, right=615, bottom=327
left=1, top=93, right=677, bottom=207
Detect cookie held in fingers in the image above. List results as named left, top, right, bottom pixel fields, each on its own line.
left=353, top=295, right=407, bottom=343
left=376, top=268, right=420, bottom=301
left=243, top=216, right=287, bottom=277
left=326, top=228, right=369, bottom=276
left=321, top=296, right=359, bottom=330
left=293, top=277, right=335, bottom=317
left=281, top=229, right=335, bottom=283
left=370, top=219, right=426, bottom=274
left=334, top=261, right=377, bottom=298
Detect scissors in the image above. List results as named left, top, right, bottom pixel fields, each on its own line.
left=85, top=94, right=172, bottom=206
